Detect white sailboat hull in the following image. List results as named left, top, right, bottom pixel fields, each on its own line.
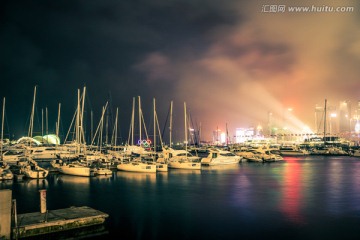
left=156, top=163, right=168, bottom=172
left=117, top=162, right=156, bottom=173
left=168, top=161, right=201, bottom=170
left=59, top=164, right=95, bottom=177
left=201, top=157, right=240, bottom=166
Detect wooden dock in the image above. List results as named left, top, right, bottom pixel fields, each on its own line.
left=12, top=206, right=109, bottom=239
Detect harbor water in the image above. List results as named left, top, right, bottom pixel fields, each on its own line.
left=3, top=155, right=360, bottom=239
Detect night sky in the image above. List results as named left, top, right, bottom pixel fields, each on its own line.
left=1, top=0, right=359, bottom=142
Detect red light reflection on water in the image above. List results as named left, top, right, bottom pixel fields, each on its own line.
left=280, top=158, right=305, bottom=224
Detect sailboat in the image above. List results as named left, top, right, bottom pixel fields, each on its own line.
left=89, top=103, right=113, bottom=176
left=153, top=98, right=168, bottom=172
left=116, top=97, right=156, bottom=173
left=57, top=87, right=95, bottom=177
left=167, top=102, right=201, bottom=170
left=0, top=97, right=14, bottom=180
left=201, top=148, right=241, bottom=166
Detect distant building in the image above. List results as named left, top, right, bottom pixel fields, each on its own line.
left=339, top=101, right=351, bottom=133
left=352, top=101, right=360, bottom=134
left=235, top=127, right=255, bottom=143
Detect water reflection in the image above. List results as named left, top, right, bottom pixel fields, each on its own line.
left=56, top=174, right=91, bottom=185
left=53, top=174, right=91, bottom=207
left=202, top=164, right=240, bottom=173
left=9, top=156, right=360, bottom=240
left=93, top=174, right=113, bottom=183
left=22, top=178, right=48, bottom=189
left=115, top=171, right=157, bottom=184
left=280, top=158, right=305, bottom=224
left=156, top=171, right=169, bottom=183
left=168, top=169, right=201, bottom=175
left=326, top=161, right=344, bottom=214
left=0, top=179, right=13, bottom=189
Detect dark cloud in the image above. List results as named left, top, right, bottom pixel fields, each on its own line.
left=1, top=0, right=359, bottom=141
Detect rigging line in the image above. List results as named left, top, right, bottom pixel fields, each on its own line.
left=156, top=111, right=164, bottom=148
left=189, top=111, right=199, bottom=146
left=141, top=109, right=149, bottom=140
left=90, top=102, right=108, bottom=146
left=161, top=102, right=171, bottom=141
left=63, top=105, right=77, bottom=143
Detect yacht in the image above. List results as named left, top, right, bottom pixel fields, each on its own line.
left=201, top=148, right=241, bottom=166
left=311, top=146, right=348, bottom=156
left=160, top=148, right=201, bottom=170
left=252, top=148, right=284, bottom=162
left=2, top=149, right=27, bottom=165
left=27, top=146, right=70, bottom=160
left=278, top=145, right=309, bottom=156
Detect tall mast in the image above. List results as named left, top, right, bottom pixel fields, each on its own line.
left=131, top=97, right=135, bottom=145
left=41, top=108, right=44, bottom=136
left=100, top=105, right=105, bottom=150
left=170, top=101, right=173, bottom=148
left=80, top=86, right=86, bottom=145
left=56, top=103, right=61, bottom=137
left=105, top=108, right=109, bottom=145
left=46, top=107, right=48, bottom=135
left=199, top=122, right=202, bottom=146
left=153, top=98, right=156, bottom=156
left=184, top=102, right=188, bottom=158
left=28, top=86, right=37, bottom=138
left=76, top=89, right=80, bottom=153
left=113, top=107, right=118, bottom=147
left=139, top=96, right=141, bottom=143
left=324, top=99, right=327, bottom=145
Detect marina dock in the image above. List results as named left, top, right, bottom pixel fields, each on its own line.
left=12, top=206, right=109, bottom=239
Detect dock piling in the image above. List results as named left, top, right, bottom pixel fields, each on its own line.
left=39, top=189, right=47, bottom=214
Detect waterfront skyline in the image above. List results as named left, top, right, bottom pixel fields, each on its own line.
left=1, top=0, right=359, bottom=141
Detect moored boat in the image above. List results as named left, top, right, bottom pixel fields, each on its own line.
left=23, top=164, right=49, bottom=179
left=116, top=159, right=157, bottom=173
left=58, top=162, right=96, bottom=177
left=160, top=148, right=201, bottom=170
left=278, top=145, right=309, bottom=156
left=201, top=148, right=241, bottom=166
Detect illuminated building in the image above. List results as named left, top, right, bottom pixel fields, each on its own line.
left=353, top=101, right=360, bottom=134
left=235, top=128, right=255, bottom=143
left=339, top=101, right=351, bottom=133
